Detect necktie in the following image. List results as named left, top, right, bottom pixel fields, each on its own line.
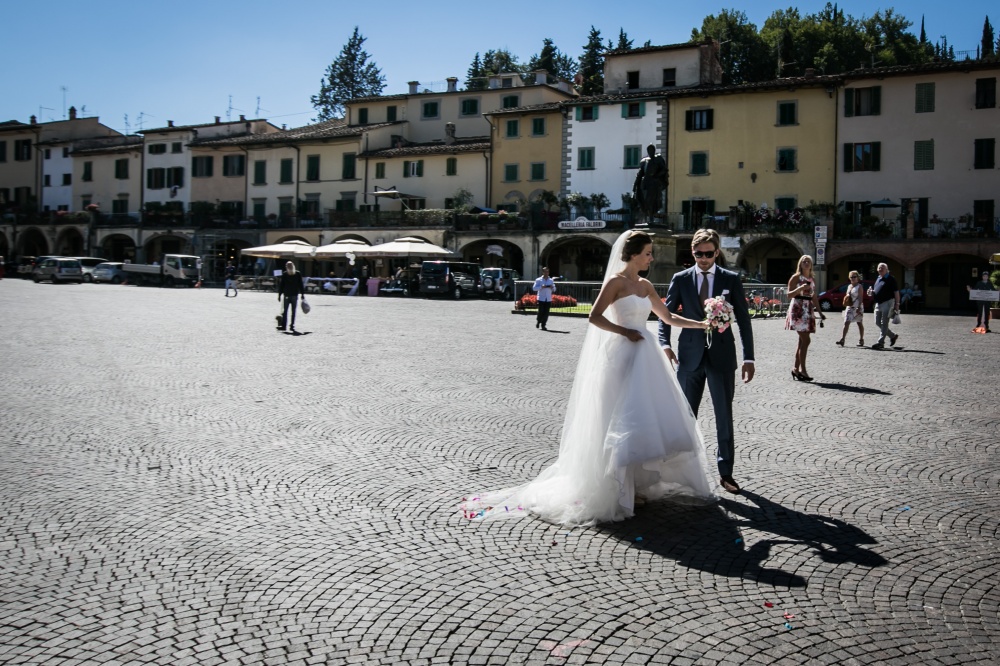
left=699, top=271, right=710, bottom=303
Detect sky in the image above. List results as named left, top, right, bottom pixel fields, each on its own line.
left=1, top=0, right=993, bottom=134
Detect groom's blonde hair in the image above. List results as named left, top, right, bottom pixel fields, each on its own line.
left=691, top=228, right=720, bottom=250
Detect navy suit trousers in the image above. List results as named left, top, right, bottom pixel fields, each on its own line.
left=677, top=351, right=736, bottom=477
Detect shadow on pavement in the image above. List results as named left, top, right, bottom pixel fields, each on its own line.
left=599, top=490, right=886, bottom=587
left=810, top=382, right=891, bottom=395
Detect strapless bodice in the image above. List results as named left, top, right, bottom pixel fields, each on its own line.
left=610, top=294, right=652, bottom=328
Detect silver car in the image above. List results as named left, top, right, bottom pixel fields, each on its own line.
left=74, top=257, right=109, bottom=282
left=480, top=268, right=520, bottom=300
left=91, top=262, right=127, bottom=284
left=33, top=257, right=83, bottom=284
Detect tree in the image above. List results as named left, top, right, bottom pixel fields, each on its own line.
left=693, top=9, right=771, bottom=84
left=578, top=26, right=605, bottom=95
left=982, top=16, right=995, bottom=57
left=465, top=53, right=486, bottom=91
left=482, top=49, right=524, bottom=77
left=311, top=27, right=385, bottom=121
left=527, top=38, right=576, bottom=81
left=615, top=28, right=634, bottom=51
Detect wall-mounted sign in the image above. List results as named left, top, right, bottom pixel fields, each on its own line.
left=816, top=246, right=826, bottom=265
left=486, top=244, right=504, bottom=256
left=557, top=217, right=606, bottom=230
left=720, top=236, right=741, bottom=249
left=814, top=225, right=828, bottom=240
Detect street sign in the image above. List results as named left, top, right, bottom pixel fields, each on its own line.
left=815, top=225, right=828, bottom=240
left=816, top=246, right=826, bottom=265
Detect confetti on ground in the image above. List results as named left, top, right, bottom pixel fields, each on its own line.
left=900, top=506, right=911, bottom=511
left=783, top=613, right=795, bottom=620
left=635, top=537, right=643, bottom=542
left=735, top=538, right=743, bottom=544
left=784, top=623, right=793, bottom=630
left=551, top=541, right=558, bottom=546
left=763, top=602, right=774, bottom=608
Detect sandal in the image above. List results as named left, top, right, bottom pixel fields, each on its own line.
left=856, top=339, right=865, bottom=346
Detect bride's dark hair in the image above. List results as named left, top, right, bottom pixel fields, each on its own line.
left=621, top=230, right=653, bottom=261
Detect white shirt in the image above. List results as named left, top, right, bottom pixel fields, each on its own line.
left=533, top=276, right=556, bottom=302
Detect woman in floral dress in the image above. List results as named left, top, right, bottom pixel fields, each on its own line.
left=785, top=255, right=824, bottom=381
left=836, top=271, right=865, bottom=347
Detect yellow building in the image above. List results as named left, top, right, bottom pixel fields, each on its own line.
left=668, top=74, right=839, bottom=223
left=485, top=102, right=563, bottom=211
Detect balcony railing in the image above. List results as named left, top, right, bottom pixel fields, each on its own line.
left=832, top=217, right=1000, bottom=240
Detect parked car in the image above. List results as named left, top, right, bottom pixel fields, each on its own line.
left=17, top=256, right=37, bottom=278
left=480, top=268, right=520, bottom=300
left=29, top=256, right=63, bottom=279
left=74, top=257, right=109, bottom=282
left=418, top=261, right=482, bottom=299
left=33, top=257, right=83, bottom=284
left=817, top=279, right=875, bottom=312
left=379, top=266, right=420, bottom=297
left=91, top=262, right=127, bottom=284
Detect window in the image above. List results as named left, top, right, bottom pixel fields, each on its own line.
left=171, top=142, right=182, bottom=153
left=460, top=99, right=479, bottom=116
left=502, top=95, right=519, bottom=109
left=166, top=167, right=184, bottom=188
left=335, top=197, right=356, bottom=212
left=82, top=161, right=93, bottom=182
left=843, top=142, right=881, bottom=172
left=626, top=71, right=639, bottom=89
left=252, top=200, right=266, bottom=220
left=576, top=105, right=598, bottom=121
left=223, top=154, right=245, bottom=177
left=777, top=148, right=797, bottom=172
left=278, top=198, right=293, bottom=218
left=914, top=140, right=934, bottom=170
left=915, top=83, right=935, bottom=113
left=446, top=157, right=457, bottom=176
left=43, top=174, right=51, bottom=187
left=357, top=108, right=368, bottom=125
left=147, top=168, right=165, bottom=189
left=279, top=158, right=293, bottom=183
left=403, top=160, right=424, bottom=178
left=112, top=198, right=128, bottom=215
left=342, top=153, right=356, bottom=180
left=685, top=109, right=713, bottom=131
left=0, top=141, right=5, bottom=162
left=387, top=106, right=397, bottom=122
left=504, top=164, right=519, bottom=182
left=775, top=197, right=796, bottom=211
left=777, top=101, right=797, bottom=126
left=501, top=78, right=513, bottom=88
left=62, top=173, right=72, bottom=186
left=253, top=160, right=266, bottom=185
left=975, top=78, right=997, bottom=109
left=422, top=101, right=439, bottom=119
left=690, top=152, right=708, bottom=175
left=14, top=139, right=31, bottom=161
left=63, top=147, right=69, bottom=158
left=505, top=119, right=519, bottom=138
left=974, top=200, right=995, bottom=226
left=844, top=86, right=881, bottom=117
left=531, top=117, right=545, bottom=136
left=44, top=148, right=51, bottom=159
left=115, top=158, right=129, bottom=179
left=192, top=156, right=214, bottom=178
left=530, top=162, right=545, bottom=181
left=974, top=138, right=996, bottom=169
left=662, top=68, right=676, bottom=87
left=402, top=198, right=426, bottom=210
left=578, top=147, right=595, bottom=170
left=81, top=198, right=91, bottom=209
left=148, top=144, right=167, bottom=154
left=306, top=155, right=320, bottom=181
left=624, top=145, right=641, bottom=169
left=622, top=102, right=645, bottom=118
left=375, top=162, right=385, bottom=179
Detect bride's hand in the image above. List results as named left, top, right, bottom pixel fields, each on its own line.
left=701, top=320, right=712, bottom=330
left=623, top=329, right=643, bottom=342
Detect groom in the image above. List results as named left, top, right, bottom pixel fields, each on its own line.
left=659, top=228, right=755, bottom=494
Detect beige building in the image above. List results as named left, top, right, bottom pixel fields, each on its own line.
left=486, top=102, right=563, bottom=212
left=0, top=120, right=38, bottom=213
left=71, top=135, right=144, bottom=218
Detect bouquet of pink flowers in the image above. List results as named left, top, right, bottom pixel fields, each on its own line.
left=703, top=296, right=734, bottom=347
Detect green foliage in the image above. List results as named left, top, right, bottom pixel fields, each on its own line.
left=983, top=16, right=996, bottom=57
left=465, top=53, right=485, bottom=91
left=589, top=193, right=610, bottom=214
left=403, top=209, right=452, bottom=226
left=527, top=38, right=577, bottom=81
left=450, top=188, right=473, bottom=212
left=692, top=9, right=771, bottom=84
left=311, top=27, right=386, bottom=121
left=577, top=26, right=605, bottom=95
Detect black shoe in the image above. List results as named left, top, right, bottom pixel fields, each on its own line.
left=233, top=291, right=237, bottom=297
left=871, top=343, right=884, bottom=349
left=536, top=321, right=540, bottom=329
left=541, top=325, right=547, bottom=331
left=889, top=334, right=899, bottom=346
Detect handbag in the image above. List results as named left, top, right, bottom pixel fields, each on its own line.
left=842, top=293, right=852, bottom=307
left=301, top=297, right=311, bottom=314
left=891, top=311, right=901, bottom=325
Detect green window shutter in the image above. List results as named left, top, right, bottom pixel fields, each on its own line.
left=254, top=160, right=266, bottom=183
left=843, top=143, right=854, bottom=172
left=593, top=105, right=599, bottom=120
left=575, top=106, right=582, bottom=121
left=989, top=139, right=997, bottom=169
left=621, top=103, right=628, bottom=118
left=685, top=110, right=693, bottom=130
left=706, top=200, right=715, bottom=215
left=705, top=109, right=714, bottom=129
left=446, top=158, right=457, bottom=176
left=844, top=89, right=855, bottom=117
left=871, top=86, right=881, bottom=115
left=681, top=200, right=691, bottom=222
left=403, top=160, right=410, bottom=178
left=416, top=160, right=423, bottom=177
left=639, top=101, right=646, bottom=117
left=387, top=106, right=397, bottom=121
left=871, top=142, right=881, bottom=171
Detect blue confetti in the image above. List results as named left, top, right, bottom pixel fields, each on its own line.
left=735, top=538, right=743, bottom=544
left=900, top=506, right=911, bottom=512
left=635, top=536, right=643, bottom=542
left=784, top=623, right=793, bottom=630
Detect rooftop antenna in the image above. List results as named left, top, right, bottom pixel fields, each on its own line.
left=137, top=111, right=155, bottom=132
left=255, top=96, right=270, bottom=117
left=226, top=95, right=244, bottom=122
left=38, top=105, right=55, bottom=122
left=124, top=113, right=131, bottom=135
left=61, top=86, right=68, bottom=118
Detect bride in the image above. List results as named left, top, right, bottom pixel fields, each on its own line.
left=464, top=230, right=717, bottom=526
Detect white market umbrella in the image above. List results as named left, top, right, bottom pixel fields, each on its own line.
left=359, top=236, right=456, bottom=258
left=310, top=239, right=372, bottom=258
left=241, top=240, right=314, bottom=259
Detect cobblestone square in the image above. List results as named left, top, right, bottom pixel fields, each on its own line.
left=1, top=280, right=998, bottom=665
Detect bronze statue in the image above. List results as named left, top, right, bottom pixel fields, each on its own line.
left=632, top=144, right=668, bottom=225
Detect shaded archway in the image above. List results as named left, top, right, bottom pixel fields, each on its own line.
left=143, top=234, right=191, bottom=263
left=542, top=236, right=612, bottom=281
left=738, top=237, right=803, bottom=283
left=55, top=227, right=85, bottom=256
left=459, top=239, right=525, bottom=274
left=100, top=234, right=137, bottom=262
left=0, top=232, right=9, bottom=261
left=205, top=238, right=253, bottom=281
left=16, top=227, right=49, bottom=257
left=914, top=253, right=988, bottom=311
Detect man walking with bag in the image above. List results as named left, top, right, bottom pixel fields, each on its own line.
left=277, top=261, right=306, bottom=333
left=868, top=263, right=900, bottom=349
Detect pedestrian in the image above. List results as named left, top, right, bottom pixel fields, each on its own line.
left=836, top=271, right=866, bottom=347
left=224, top=261, right=237, bottom=297
left=966, top=270, right=995, bottom=332
left=533, top=266, right=556, bottom=330
left=277, top=261, right=306, bottom=332
left=785, top=255, right=825, bottom=381
left=868, top=262, right=900, bottom=349
left=196, top=257, right=203, bottom=285
left=660, top=228, right=756, bottom=495
left=0, top=255, right=4, bottom=280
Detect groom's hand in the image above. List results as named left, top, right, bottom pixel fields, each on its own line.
left=741, top=362, right=755, bottom=384
left=664, top=348, right=678, bottom=366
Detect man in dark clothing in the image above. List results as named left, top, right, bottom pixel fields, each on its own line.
left=224, top=262, right=237, bottom=297
left=277, top=261, right=306, bottom=332
left=868, top=262, right=900, bottom=349
left=967, top=271, right=995, bottom=332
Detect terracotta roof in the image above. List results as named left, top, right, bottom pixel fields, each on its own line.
left=359, top=137, right=489, bottom=158
left=0, top=120, right=36, bottom=133
left=71, top=135, right=145, bottom=155
left=189, top=119, right=404, bottom=147
left=483, top=102, right=563, bottom=116
left=605, top=41, right=708, bottom=57
left=140, top=118, right=267, bottom=134
left=347, top=93, right=410, bottom=104
left=841, top=58, right=1000, bottom=80
left=566, top=74, right=843, bottom=105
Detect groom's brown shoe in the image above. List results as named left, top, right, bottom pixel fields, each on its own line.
left=720, top=475, right=741, bottom=494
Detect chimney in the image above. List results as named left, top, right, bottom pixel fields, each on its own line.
left=408, top=81, right=420, bottom=94
left=446, top=77, right=458, bottom=93
left=239, top=114, right=246, bottom=121
left=167, top=120, right=174, bottom=127
left=444, top=122, right=456, bottom=145
left=30, top=115, right=37, bottom=124
left=488, top=75, right=500, bottom=89
left=68, top=106, right=77, bottom=120
left=282, top=124, right=287, bottom=130
left=215, top=116, right=221, bottom=124
left=804, top=68, right=816, bottom=78
left=534, top=69, right=549, bottom=85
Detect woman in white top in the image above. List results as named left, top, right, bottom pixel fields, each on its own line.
left=836, top=271, right=865, bottom=347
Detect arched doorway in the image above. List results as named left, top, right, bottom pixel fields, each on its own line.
left=460, top=239, right=525, bottom=274
left=543, top=236, right=612, bottom=281
left=144, top=234, right=191, bottom=263
left=100, top=234, right=137, bottom=262
left=16, top=227, right=49, bottom=257
left=0, top=231, right=9, bottom=261
left=915, top=253, right=989, bottom=311
left=739, top=237, right=802, bottom=283
left=55, top=227, right=85, bottom=256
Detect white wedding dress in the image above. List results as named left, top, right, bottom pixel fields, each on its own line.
left=465, top=234, right=717, bottom=526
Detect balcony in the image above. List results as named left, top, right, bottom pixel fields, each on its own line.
left=832, top=216, right=999, bottom=241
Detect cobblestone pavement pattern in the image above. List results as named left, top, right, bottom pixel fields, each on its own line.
left=1, top=279, right=998, bottom=666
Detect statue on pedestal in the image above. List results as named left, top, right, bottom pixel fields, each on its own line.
left=632, top=144, right=668, bottom=226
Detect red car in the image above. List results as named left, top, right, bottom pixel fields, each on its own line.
left=817, top=279, right=875, bottom=312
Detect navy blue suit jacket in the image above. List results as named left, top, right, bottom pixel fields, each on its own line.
left=658, top=265, right=755, bottom=372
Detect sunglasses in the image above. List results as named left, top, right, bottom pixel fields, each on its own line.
left=692, top=250, right=716, bottom=258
